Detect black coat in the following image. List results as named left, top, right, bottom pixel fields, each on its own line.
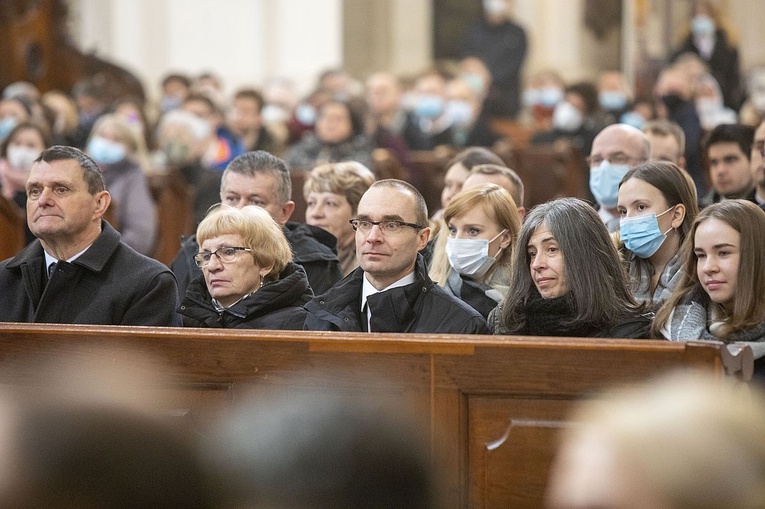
left=179, top=261, right=312, bottom=329
left=673, top=29, right=742, bottom=110
left=303, top=255, right=489, bottom=334
left=459, top=18, right=528, bottom=118
left=171, top=222, right=342, bottom=298
left=0, top=222, right=182, bottom=326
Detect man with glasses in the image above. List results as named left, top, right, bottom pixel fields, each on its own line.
left=587, top=123, right=652, bottom=232
left=700, top=124, right=757, bottom=208
left=749, top=121, right=765, bottom=211
left=303, top=179, right=488, bottom=333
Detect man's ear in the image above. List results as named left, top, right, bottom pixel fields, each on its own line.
left=94, top=190, right=111, bottom=219
left=279, top=200, right=295, bottom=225
left=417, top=226, right=431, bottom=250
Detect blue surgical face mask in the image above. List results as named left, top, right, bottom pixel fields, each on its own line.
left=295, top=103, right=317, bottom=125
left=619, top=111, right=646, bottom=130
left=539, top=87, right=563, bottom=108
left=0, top=117, right=17, bottom=140
left=589, top=161, right=631, bottom=208
left=160, top=95, right=183, bottom=113
left=599, top=91, right=628, bottom=111
left=619, top=207, right=674, bottom=258
left=446, top=100, right=474, bottom=128
left=522, top=88, right=542, bottom=107
left=87, top=136, right=127, bottom=166
left=462, top=73, right=486, bottom=96
left=691, top=15, right=715, bottom=38
left=414, top=95, right=444, bottom=120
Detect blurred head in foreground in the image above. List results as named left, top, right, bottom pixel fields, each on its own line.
left=546, top=370, right=765, bottom=509
left=208, top=387, right=435, bottom=508
left=0, top=349, right=215, bottom=509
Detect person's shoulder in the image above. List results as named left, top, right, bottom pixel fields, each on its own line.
left=422, top=282, right=487, bottom=324
left=284, top=222, right=339, bottom=259
left=604, top=310, right=655, bottom=339
left=179, top=235, right=199, bottom=253
left=419, top=284, right=490, bottom=334
left=113, top=242, right=174, bottom=276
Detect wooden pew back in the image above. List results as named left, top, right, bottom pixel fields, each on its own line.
left=514, top=142, right=590, bottom=208
left=149, top=171, right=194, bottom=266
left=0, top=324, right=724, bottom=508
left=0, top=195, right=25, bottom=260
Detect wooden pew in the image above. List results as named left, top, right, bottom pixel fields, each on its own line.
left=0, top=195, right=25, bottom=260
left=514, top=142, right=590, bottom=209
left=409, top=148, right=455, bottom=215
left=0, top=324, right=726, bottom=508
left=149, top=171, right=194, bottom=267
left=289, top=169, right=310, bottom=224
left=491, top=119, right=536, bottom=149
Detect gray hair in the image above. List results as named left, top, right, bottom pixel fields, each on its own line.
left=222, top=151, right=292, bottom=206
left=36, top=145, right=105, bottom=194
left=156, top=110, right=211, bottom=143
left=499, top=198, right=639, bottom=333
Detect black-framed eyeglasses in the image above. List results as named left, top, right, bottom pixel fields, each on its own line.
left=754, top=140, right=765, bottom=158
left=349, top=219, right=425, bottom=234
left=585, top=153, right=642, bottom=167
left=194, top=246, right=252, bottom=268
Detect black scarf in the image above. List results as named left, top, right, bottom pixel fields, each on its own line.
left=522, top=289, right=599, bottom=337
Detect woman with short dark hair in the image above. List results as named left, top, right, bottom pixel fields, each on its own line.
left=285, top=99, right=373, bottom=170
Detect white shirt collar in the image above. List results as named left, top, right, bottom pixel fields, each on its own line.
left=44, top=245, right=91, bottom=269
left=360, top=271, right=416, bottom=313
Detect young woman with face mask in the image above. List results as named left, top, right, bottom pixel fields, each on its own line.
left=0, top=122, right=51, bottom=245
left=616, top=161, right=699, bottom=306
left=653, top=200, right=765, bottom=379
left=428, top=184, right=519, bottom=318
left=86, top=114, right=157, bottom=255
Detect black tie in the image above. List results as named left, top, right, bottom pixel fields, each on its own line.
left=47, top=262, right=57, bottom=279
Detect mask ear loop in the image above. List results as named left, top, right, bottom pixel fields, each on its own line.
left=657, top=206, right=677, bottom=236
left=487, top=229, right=510, bottom=271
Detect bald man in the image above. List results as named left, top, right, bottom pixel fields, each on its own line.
left=587, top=123, right=651, bottom=232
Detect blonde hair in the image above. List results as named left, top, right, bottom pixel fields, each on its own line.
left=653, top=200, right=765, bottom=338
left=196, top=206, right=293, bottom=281
left=89, top=114, right=153, bottom=175
left=548, top=370, right=765, bottom=508
left=429, top=184, right=520, bottom=286
left=303, top=161, right=375, bottom=213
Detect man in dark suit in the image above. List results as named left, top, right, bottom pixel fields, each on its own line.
left=0, top=146, right=181, bottom=325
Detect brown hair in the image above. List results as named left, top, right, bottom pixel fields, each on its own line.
left=652, top=200, right=765, bottom=338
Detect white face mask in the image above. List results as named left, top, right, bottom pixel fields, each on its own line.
left=6, top=145, right=40, bottom=171
left=552, top=101, right=583, bottom=132
left=752, top=93, right=765, bottom=112
left=445, top=229, right=506, bottom=278
left=483, top=0, right=507, bottom=16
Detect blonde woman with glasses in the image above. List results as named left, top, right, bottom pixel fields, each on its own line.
left=179, top=206, right=312, bottom=329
